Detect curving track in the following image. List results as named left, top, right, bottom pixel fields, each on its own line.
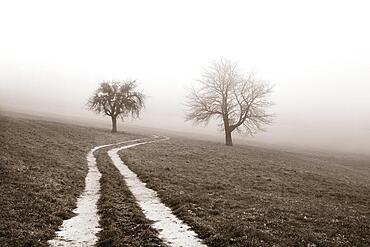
left=49, top=136, right=206, bottom=247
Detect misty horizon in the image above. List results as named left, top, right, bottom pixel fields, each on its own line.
left=1, top=0, right=370, bottom=154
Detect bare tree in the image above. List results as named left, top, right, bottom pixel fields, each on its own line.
left=87, top=80, right=145, bottom=133
left=186, top=59, right=273, bottom=146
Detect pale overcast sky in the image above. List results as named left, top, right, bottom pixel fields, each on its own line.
left=0, top=0, right=369, bottom=153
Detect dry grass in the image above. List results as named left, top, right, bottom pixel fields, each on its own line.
left=122, top=138, right=370, bottom=247
left=1, top=113, right=369, bottom=246
left=0, top=115, right=137, bottom=246
left=95, top=149, right=166, bottom=247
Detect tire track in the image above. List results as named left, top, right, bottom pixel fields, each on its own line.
left=108, top=137, right=207, bottom=247
left=48, top=138, right=147, bottom=247
left=49, top=136, right=206, bottom=246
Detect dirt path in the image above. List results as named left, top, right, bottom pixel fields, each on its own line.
left=49, top=136, right=205, bottom=247
left=108, top=137, right=207, bottom=247
left=48, top=138, right=146, bottom=247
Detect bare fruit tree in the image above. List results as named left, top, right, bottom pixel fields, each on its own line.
left=87, top=80, right=145, bottom=133
left=186, top=59, right=273, bottom=146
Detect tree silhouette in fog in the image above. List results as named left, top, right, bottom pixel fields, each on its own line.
left=87, top=81, right=145, bottom=133
left=186, top=59, right=273, bottom=146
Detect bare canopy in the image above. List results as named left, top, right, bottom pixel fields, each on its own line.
left=186, top=59, right=273, bottom=146
left=87, top=80, right=145, bottom=133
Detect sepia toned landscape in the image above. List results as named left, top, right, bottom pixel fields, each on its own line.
left=1, top=112, right=369, bottom=246
left=1, top=1, right=370, bottom=247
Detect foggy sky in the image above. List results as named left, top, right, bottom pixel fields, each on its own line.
left=1, top=0, right=369, bottom=154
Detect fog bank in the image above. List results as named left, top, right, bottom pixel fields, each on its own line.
left=1, top=0, right=369, bottom=154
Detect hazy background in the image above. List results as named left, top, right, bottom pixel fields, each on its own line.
left=1, top=0, right=369, bottom=154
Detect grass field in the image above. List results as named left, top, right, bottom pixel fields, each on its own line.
left=122, top=138, right=370, bottom=246
left=1, top=114, right=369, bottom=246
left=0, top=115, right=148, bottom=246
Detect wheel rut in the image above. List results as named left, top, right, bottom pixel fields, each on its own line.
left=49, top=136, right=206, bottom=247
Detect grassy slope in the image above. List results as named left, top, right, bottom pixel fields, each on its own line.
left=0, top=115, right=145, bottom=246
left=122, top=138, right=370, bottom=247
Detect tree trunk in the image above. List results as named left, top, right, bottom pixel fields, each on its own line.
left=111, top=116, right=117, bottom=133
left=225, top=128, right=233, bottom=146
left=223, top=115, right=233, bottom=146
